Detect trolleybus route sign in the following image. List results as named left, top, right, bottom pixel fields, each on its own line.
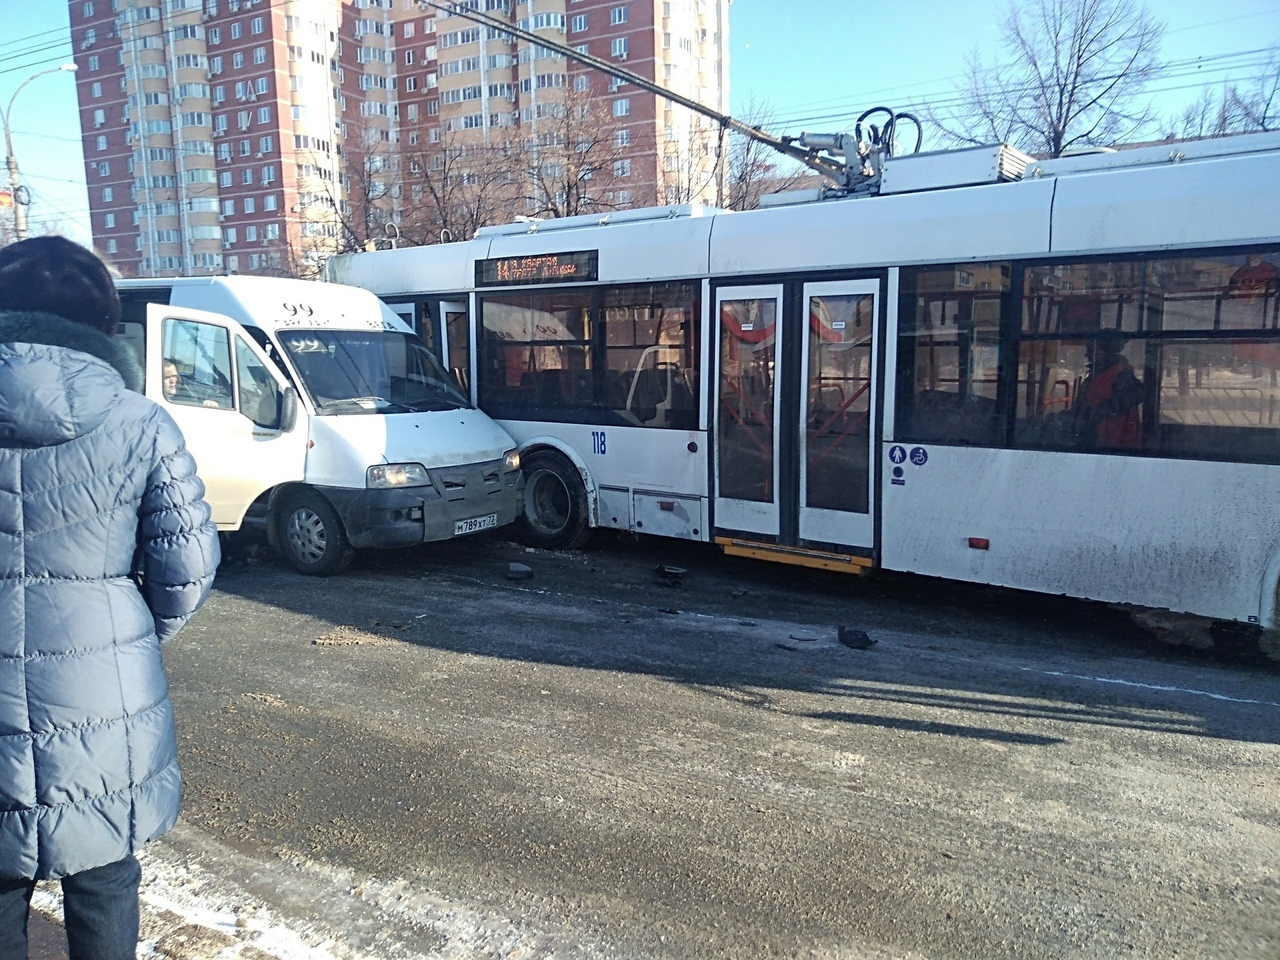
left=476, top=250, right=599, bottom=286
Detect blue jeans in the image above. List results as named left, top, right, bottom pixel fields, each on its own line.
left=0, top=856, right=141, bottom=960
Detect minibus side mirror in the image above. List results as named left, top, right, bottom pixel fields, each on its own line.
left=279, top=387, right=299, bottom=433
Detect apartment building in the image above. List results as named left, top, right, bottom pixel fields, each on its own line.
left=71, top=0, right=727, bottom=278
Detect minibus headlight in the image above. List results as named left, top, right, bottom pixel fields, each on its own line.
left=503, top=449, right=521, bottom=472
left=367, top=462, right=431, bottom=488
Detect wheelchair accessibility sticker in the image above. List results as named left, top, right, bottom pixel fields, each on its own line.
left=889, top=445, right=927, bottom=485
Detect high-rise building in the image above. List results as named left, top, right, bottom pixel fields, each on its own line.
left=70, top=0, right=728, bottom=278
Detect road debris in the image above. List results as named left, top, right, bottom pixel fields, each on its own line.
left=837, top=627, right=877, bottom=650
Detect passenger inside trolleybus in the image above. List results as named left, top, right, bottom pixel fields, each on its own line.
left=1074, top=338, right=1145, bottom=449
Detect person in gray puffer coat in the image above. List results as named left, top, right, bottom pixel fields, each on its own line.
left=0, top=237, right=219, bottom=960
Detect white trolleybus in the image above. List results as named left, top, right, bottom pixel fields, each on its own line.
left=330, top=131, right=1280, bottom=634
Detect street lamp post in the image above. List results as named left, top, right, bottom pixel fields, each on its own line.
left=0, top=63, right=78, bottom=242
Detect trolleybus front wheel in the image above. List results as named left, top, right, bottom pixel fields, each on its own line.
left=517, top=450, right=592, bottom=550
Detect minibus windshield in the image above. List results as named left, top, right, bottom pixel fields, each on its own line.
left=278, top=329, right=470, bottom=415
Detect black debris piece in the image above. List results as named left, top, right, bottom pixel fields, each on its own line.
left=507, top=562, right=534, bottom=581
left=654, top=564, right=687, bottom=578
left=788, top=634, right=821, bottom=643
left=659, top=607, right=680, bottom=615
left=774, top=642, right=798, bottom=652
left=837, top=627, right=877, bottom=650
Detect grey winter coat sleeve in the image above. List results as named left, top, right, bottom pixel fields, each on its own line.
left=138, top=414, right=220, bottom=642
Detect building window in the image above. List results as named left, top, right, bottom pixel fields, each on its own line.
left=261, top=165, right=276, bottom=183
left=263, top=194, right=277, bottom=210
left=255, top=77, right=268, bottom=94
left=259, top=135, right=272, bottom=153
left=257, top=106, right=271, bottom=123
left=101, top=187, right=112, bottom=202
left=219, top=171, right=232, bottom=187
left=265, top=223, right=279, bottom=240
left=231, top=22, right=241, bottom=39
left=612, top=98, right=630, bottom=116
left=244, top=196, right=255, bottom=213
left=240, top=138, right=251, bottom=156
left=208, top=26, right=220, bottom=44
left=574, top=75, right=589, bottom=93
left=83, top=1, right=94, bottom=15
left=570, top=14, right=586, bottom=31
left=613, top=159, right=630, bottom=177
left=87, top=55, right=99, bottom=71
left=97, top=161, right=110, bottom=176
left=611, top=37, right=628, bottom=58
left=96, top=134, right=108, bottom=150
left=253, top=46, right=266, bottom=64
left=250, top=16, right=264, bottom=34
left=233, top=52, right=244, bottom=69
left=405, top=76, right=417, bottom=91
left=90, top=81, right=102, bottom=97
left=106, top=239, right=117, bottom=254
left=613, top=128, right=630, bottom=147
left=104, top=213, right=115, bottom=228
left=242, top=168, right=253, bottom=185
left=245, top=225, right=257, bottom=242
left=405, top=50, right=414, bottom=64
left=611, top=6, right=627, bottom=24
left=222, top=199, right=235, bottom=215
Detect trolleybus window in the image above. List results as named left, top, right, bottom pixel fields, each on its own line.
left=1017, top=250, right=1280, bottom=460
left=478, top=282, right=699, bottom=428
left=897, top=249, right=1280, bottom=463
left=895, top=263, right=1007, bottom=446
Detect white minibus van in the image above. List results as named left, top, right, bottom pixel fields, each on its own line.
left=115, top=275, right=523, bottom=574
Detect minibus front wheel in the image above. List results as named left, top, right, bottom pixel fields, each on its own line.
left=277, top=489, right=355, bottom=576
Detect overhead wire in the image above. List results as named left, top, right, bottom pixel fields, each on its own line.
left=767, top=48, right=1280, bottom=131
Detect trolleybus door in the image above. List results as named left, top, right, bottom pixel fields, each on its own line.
left=797, top=280, right=879, bottom=548
left=714, top=279, right=879, bottom=554
left=714, top=285, right=784, bottom=536
left=437, top=300, right=471, bottom=396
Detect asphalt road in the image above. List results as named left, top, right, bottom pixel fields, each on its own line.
left=28, top=533, right=1280, bottom=959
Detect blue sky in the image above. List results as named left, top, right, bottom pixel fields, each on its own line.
left=4, top=0, right=1277, bottom=245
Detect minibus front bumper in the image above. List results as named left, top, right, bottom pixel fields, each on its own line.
left=325, top=459, right=524, bottom=549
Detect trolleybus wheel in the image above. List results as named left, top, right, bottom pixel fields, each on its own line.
left=517, top=450, right=592, bottom=550
left=276, top=490, right=354, bottom=576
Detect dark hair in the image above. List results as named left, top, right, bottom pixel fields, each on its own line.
left=0, top=236, right=121, bottom=335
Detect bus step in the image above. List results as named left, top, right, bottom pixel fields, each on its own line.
left=715, top=538, right=873, bottom=575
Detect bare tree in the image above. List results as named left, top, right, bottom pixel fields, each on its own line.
left=1168, top=46, right=1280, bottom=139
left=722, top=99, right=813, bottom=211
left=1233, top=47, right=1280, bottom=132
left=659, top=112, right=722, bottom=206
left=926, top=0, right=1164, bottom=157
left=517, top=89, right=630, bottom=219
left=395, top=134, right=524, bottom=246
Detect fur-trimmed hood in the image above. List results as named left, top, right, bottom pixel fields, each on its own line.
left=0, top=309, right=144, bottom=447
